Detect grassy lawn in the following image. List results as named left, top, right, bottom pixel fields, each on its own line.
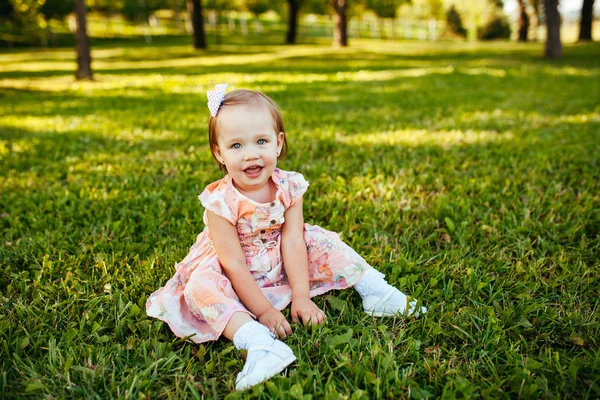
left=1, top=34, right=599, bottom=398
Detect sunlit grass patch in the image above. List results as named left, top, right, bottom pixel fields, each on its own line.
left=337, top=128, right=512, bottom=147
left=336, top=66, right=456, bottom=81
left=458, top=66, right=507, bottom=77
left=541, top=65, right=600, bottom=77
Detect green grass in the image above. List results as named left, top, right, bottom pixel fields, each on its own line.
left=1, top=34, right=599, bottom=398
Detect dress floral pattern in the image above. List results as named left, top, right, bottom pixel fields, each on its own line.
left=146, top=168, right=372, bottom=343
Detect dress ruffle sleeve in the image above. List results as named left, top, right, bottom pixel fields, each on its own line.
left=198, top=180, right=237, bottom=225
left=280, top=170, right=309, bottom=207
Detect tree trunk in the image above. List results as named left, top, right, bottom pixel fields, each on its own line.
left=286, top=0, right=301, bottom=44
left=332, top=0, right=347, bottom=47
left=517, top=0, right=529, bottom=41
left=74, top=0, right=92, bottom=80
left=579, top=0, right=595, bottom=41
left=187, top=0, right=206, bottom=49
left=544, top=0, right=561, bottom=59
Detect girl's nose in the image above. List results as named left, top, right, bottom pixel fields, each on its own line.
left=244, top=147, right=259, bottom=160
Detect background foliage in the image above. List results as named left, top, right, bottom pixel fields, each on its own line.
left=0, top=0, right=525, bottom=46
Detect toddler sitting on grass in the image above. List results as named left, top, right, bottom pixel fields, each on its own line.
left=147, top=84, right=426, bottom=390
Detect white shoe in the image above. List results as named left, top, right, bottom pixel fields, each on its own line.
left=235, top=340, right=296, bottom=391
left=363, top=288, right=427, bottom=317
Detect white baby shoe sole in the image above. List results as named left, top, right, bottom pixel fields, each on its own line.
left=235, top=340, right=296, bottom=391
left=363, top=289, right=427, bottom=317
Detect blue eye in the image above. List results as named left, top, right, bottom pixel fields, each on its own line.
left=232, top=143, right=241, bottom=149
left=257, top=139, right=266, bottom=145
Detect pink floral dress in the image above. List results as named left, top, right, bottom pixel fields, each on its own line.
left=146, top=168, right=372, bottom=343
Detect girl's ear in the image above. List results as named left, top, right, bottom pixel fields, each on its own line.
left=276, top=132, right=285, bottom=154
left=213, top=145, right=225, bottom=164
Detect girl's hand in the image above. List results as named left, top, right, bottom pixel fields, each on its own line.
left=291, top=297, right=327, bottom=326
left=258, top=307, right=293, bottom=339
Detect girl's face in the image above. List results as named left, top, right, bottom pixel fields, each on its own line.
left=213, top=103, right=284, bottom=194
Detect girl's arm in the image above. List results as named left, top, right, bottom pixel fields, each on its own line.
left=281, top=198, right=326, bottom=325
left=207, top=211, right=292, bottom=337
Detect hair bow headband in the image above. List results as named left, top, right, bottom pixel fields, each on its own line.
left=207, top=83, right=228, bottom=117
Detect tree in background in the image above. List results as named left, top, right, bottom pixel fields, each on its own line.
left=188, top=0, right=206, bottom=48
left=204, top=0, right=234, bottom=46
left=245, top=0, right=271, bottom=16
left=74, top=0, right=93, bottom=79
left=282, top=0, right=329, bottom=45
left=579, top=0, right=595, bottom=41
left=403, top=0, right=443, bottom=21
left=426, top=0, right=443, bottom=20
left=87, top=0, right=124, bottom=15
left=366, top=0, right=409, bottom=39
left=446, top=5, right=467, bottom=38
left=40, top=0, right=73, bottom=46
left=367, top=0, right=400, bottom=20
left=331, top=0, right=347, bottom=46
left=303, top=0, right=327, bottom=15
left=121, top=0, right=165, bottom=21
left=41, top=0, right=73, bottom=22
left=0, top=0, right=13, bottom=18
left=517, top=0, right=529, bottom=41
left=285, top=0, right=303, bottom=44
left=4, top=0, right=48, bottom=45
left=477, top=0, right=510, bottom=40
left=544, top=0, right=560, bottom=58
left=529, top=0, right=540, bottom=41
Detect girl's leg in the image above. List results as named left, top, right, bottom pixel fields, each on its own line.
left=303, top=224, right=372, bottom=290
left=156, top=260, right=295, bottom=390
left=222, top=312, right=296, bottom=391
left=183, top=266, right=253, bottom=338
left=355, top=269, right=427, bottom=317
left=188, top=271, right=295, bottom=392
left=303, top=224, right=426, bottom=317
left=222, top=311, right=254, bottom=340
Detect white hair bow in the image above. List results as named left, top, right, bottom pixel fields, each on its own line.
left=207, top=83, right=228, bottom=117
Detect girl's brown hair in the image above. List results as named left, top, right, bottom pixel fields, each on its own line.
left=208, top=89, right=288, bottom=171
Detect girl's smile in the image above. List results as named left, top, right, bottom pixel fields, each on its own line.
left=244, top=165, right=264, bottom=178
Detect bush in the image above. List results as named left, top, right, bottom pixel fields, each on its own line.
left=477, top=15, right=511, bottom=40
left=446, top=5, right=467, bottom=38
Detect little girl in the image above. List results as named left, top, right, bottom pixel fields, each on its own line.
left=147, top=84, right=426, bottom=391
